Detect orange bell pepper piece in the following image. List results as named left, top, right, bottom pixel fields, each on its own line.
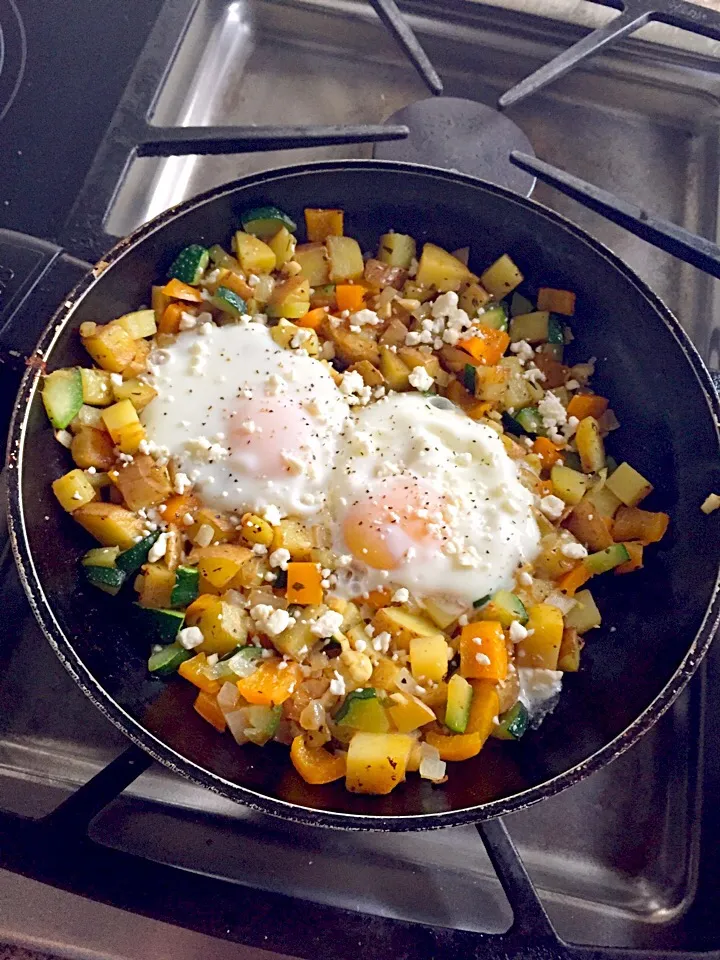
left=566, top=393, right=609, bottom=421
left=286, top=562, right=323, bottom=605
left=217, top=270, right=253, bottom=301
left=536, top=479, right=553, bottom=498
left=612, top=506, right=669, bottom=545
left=296, top=307, right=328, bottom=329
left=425, top=729, right=483, bottom=761
left=193, top=690, right=227, bottom=732
left=614, top=542, right=644, bottom=574
left=304, top=208, right=343, bottom=242
left=335, top=284, right=366, bottom=313
left=361, top=588, right=393, bottom=610
left=179, top=653, right=220, bottom=694
left=161, top=492, right=199, bottom=526
left=290, top=736, right=347, bottom=784
left=557, top=563, right=593, bottom=597
left=159, top=302, right=185, bottom=334
left=532, top=436, right=563, bottom=468
left=459, top=621, right=508, bottom=682
left=467, top=680, right=500, bottom=740
left=236, top=660, right=302, bottom=706
left=458, top=324, right=510, bottom=366
left=162, top=278, right=204, bottom=302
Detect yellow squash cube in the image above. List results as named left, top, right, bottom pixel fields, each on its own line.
left=409, top=634, right=450, bottom=684
left=101, top=399, right=140, bottom=444
left=112, top=377, right=157, bottom=410
left=326, top=235, right=364, bottom=282
left=516, top=603, right=564, bottom=669
left=198, top=599, right=251, bottom=655
left=233, top=231, right=277, bottom=274
left=52, top=469, right=96, bottom=512
left=388, top=694, right=435, bottom=733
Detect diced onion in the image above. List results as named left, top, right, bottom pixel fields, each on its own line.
left=217, top=681, right=240, bottom=714
left=545, top=591, right=578, bottom=615
left=248, top=587, right=287, bottom=610
left=299, top=700, right=325, bottom=731
left=227, top=652, right=261, bottom=678
left=419, top=742, right=446, bottom=782
left=225, top=708, right=251, bottom=745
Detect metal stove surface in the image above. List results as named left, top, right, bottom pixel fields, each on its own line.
left=2, top=0, right=720, bottom=956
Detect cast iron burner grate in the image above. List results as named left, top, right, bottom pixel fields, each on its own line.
left=3, top=2, right=720, bottom=958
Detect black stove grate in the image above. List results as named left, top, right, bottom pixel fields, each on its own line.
left=2, top=1, right=720, bottom=957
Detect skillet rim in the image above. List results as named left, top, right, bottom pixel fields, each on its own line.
left=6, top=158, right=720, bottom=831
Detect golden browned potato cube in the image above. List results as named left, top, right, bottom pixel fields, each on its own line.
left=70, top=427, right=115, bottom=471
left=397, top=346, right=441, bottom=379
left=379, top=346, right=411, bottom=391
left=112, top=377, right=157, bottom=410
left=82, top=324, right=136, bottom=374
left=324, top=322, right=380, bottom=366
left=416, top=243, right=475, bottom=292
left=371, top=606, right=440, bottom=650
left=137, top=563, right=175, bottom=609
left=348, top=360, right=385, bottom=387
left=459, top=281, right=492, bottom=316
left=326, top=235, right=364, bottom=283
left=480, top=254, right=524, bottom=298
left=294, top=242, right=330, bottom=286
left=122, top=339, right=151, bottom=380
left=111, top=454, right=172, bottom=511
left=379, top=318, right=410, bottom=348
left=73, top=502, right=145, bottom=548
left=272, top=518, right=313, bottom=560
left=52, top=469, right=97, bottom=512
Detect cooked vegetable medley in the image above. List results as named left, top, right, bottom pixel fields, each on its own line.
left=44, top=205, right=669, bottom=795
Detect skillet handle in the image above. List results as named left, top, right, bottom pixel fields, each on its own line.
left=0, top=229, right=90, bottom=370
left=710, top=370, right=720, bottom=397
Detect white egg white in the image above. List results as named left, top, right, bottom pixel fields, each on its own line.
left=141, top=321, right=349, bottom=517
left=328, top=392, right=540, bottom=606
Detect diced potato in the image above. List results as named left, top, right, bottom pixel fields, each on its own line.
left=112, top=377, right=157, bottom=411
left=612, top=506, right=669, bottom=544
left=397, top=346, right=440, bottom=379
left=137, top=564, right=175, bottom=609
left=498, top=356, right=542, bottom=410
left=348, top=359, right=384, bottom=387
left=101, top=399, right=139, bottom=444
left=345, top=732, right=413, bottom=795
left=551, top=464, right=589, bottom=505
left=409, top=634, right=450, bottom=684
left=270, top=319, right=320, bottom=356
left=379, top=318, right=410, bottom=349
left=115, top=421, right=146, bottom=455
left=268, top=226, right=296, bottom=268
left=402, top=280, right=434, bottom=303
left=584, top=484, right=622, bottom=519
left=239, top=513, right=274, bottom=547
left=509, top=311, right=550, bottom=344
left=364, top=259, right=407, bottom=291
left=605, top=462, right=653, bottom=507
left=111, top=454, right=172, bottom=511
left=110, top=309, right=157, bottom=339
left=324, top=322, right=380, bottom=366
left=80, top=368, right=113, bottom=406
left=272, top=518, right=313, bottom=560
left=294, top=243, right=330, bottom=285
left=326, top=235, right=364, bottom=282
left=558, top=627, right=582, bottom=671
left=388, top=694, right=435, bottom=733
left=379, top=346, right=411, bottom=391
left=532, top=533, right=578, bottom=579
left=421, top=596, right=466, bottom=630
left=70, top=404, right=106, bottom=432
left=377, top=232, right=416, bottom=269
left=267, top=277, right=311, bottom=319
left=564, top=589, right=601, bottom=634
left=438, top=344, right=476, bottom=374
left=480, top=253, right=524, bottom=298
left=73, top=502, right=145, bottom=548
left=189, top=544, right=253, bottom=593
left=274, top=609, right=321, bottom=659
left=372, top=606, right=440, bottom=650
left=233, top=231, right=277, bottom=274
left=70, top=427, right=115, bottom=471
left=537, top=287, right=576, bottom=316
left=459, top=281, right=492, bottom=317
left=575, top=416, right=606, bottom=473
left=565, top=498, right=613, bottom=551
left=122, top=338, right=151, bottom=380
left=52, top=469, right=97, bottom=512
left=416, top=243, right=475, bottom=292
left=473, top=364, right=508, bottom=403
left=189, top=507, right=235, bottom=545
left=305, top=208, right=343, bottom=242
left=230, top=555, right=268, bottom=589
left=82, top=324, right=136, bottom=374
left=516, top=603, right=563, bottom=669
left=371, top=657, right=403, bottom=691
left=198, top=599, right=251, bottom=655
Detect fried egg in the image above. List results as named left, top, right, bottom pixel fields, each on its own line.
left=328, top=392, right=540, bottom=605
left=141, top=321, right=349, bottom=517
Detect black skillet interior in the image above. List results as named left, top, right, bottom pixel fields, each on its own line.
left=11, top=162, right=720, bottom=828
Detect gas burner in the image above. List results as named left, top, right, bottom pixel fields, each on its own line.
left=374, top=97, right=535, bottom=196
left=0, top=0, right=26, bottom=124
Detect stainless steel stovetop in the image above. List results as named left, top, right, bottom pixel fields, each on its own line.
left=2, top=1, right=720, bottom=956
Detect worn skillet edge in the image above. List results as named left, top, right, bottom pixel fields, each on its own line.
left=6, top=158, right=720, bottom=831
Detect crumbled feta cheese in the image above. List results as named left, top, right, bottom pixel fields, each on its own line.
left=178, top=626, right=204, bottom=650
left=509, top=620, right=528, bottom=643
left=392, top=587, right=409, bottom=603
left=701, top=493, right=720, bottom=515
left=173, top=472, right=192, bottom=495
left=408, top=366, right=434, bottom=392
left=517, top=667, right=563, bottom=720
left=560, top=541, right=588, bottom=559
left=329, top=671, right=346, bottom=697
left=537, top=391, right=568, bottom=442
left=109, top=373, right=123, bottom=385
left=510, top=339, right=534, bottom=364
left=269, top=548, right=291, bottom=570
left=339, top=370, right=372, bottom=407
left=179, top=311, right=198, bottom=331
left=350, top=308, right=382, bottom=326
left=518, top=570, right=533, bottom=586
left=194, top=523, right=215, bottom=547
left=262, top=504, right=283, bottom=526
left=147, top=532, right=168, bottom=563
left=250, top=604, right=291, bottom=636
left=539, top=494, right=565, bottom=520
left=310, top=610, right=344, bottom=638
left=252, top=543, right=268, bottom=556
left=475, top=652, right=491, bottom=665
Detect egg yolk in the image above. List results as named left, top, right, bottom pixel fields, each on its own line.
left=228, top=396, right=318, bottom=479
left=342, top=477, right=449, bottom=570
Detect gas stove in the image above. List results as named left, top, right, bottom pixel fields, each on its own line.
left=2, top=1, right=720, bottom=957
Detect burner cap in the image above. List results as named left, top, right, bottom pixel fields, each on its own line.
left=374, top=97, right=535, bottom=196
left=0, top=0, right=26, bottom=124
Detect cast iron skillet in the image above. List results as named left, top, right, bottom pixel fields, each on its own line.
left=6, top=160, right=720, bottom=830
